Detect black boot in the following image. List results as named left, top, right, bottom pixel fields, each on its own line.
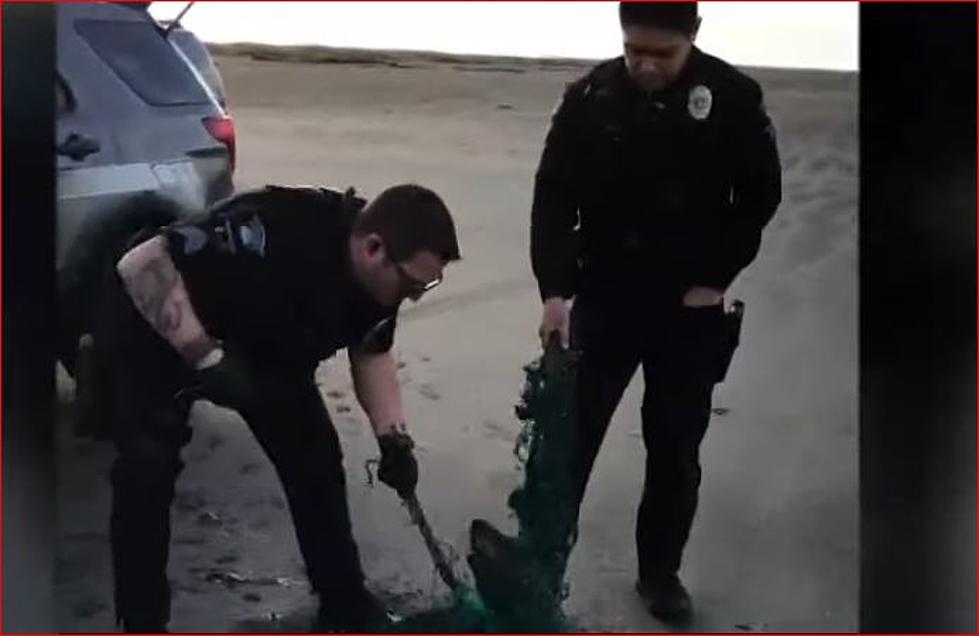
left=635, top=574, right=692, bottom=620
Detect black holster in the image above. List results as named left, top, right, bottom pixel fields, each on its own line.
left=713, top=300, right=745, bottom=383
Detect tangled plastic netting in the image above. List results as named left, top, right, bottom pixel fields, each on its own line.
left=509, top=337, right=580, bottom=572
left=384, top=338, right=579, bottom=633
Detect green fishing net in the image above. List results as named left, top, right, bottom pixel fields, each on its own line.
left=389, top=338, right=579, bottom=633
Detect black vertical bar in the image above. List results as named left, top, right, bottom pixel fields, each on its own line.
left=2, top=3, right=57, bottom=632
left=860, top=3, right=977, bottom=633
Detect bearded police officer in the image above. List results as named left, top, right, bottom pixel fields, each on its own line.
left=95, top=184, right=460, bottom=632
left=531, top=2, right=781, bottom=619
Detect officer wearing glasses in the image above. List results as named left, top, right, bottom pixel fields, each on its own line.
left=94, top=184, right=460, bottom=632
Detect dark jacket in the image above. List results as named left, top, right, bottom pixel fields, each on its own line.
left=530, top=48, right=782, bottom=304
left=163, top=186, right=397, bottom=372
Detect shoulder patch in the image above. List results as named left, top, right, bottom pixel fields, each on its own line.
left=170, top=226, right=209, bottom=255
left=237, top=214, right=267, bottom=257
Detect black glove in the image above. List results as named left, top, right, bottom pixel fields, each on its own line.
left=195, top=349, right=259, bottom=415
left=377, top=430, right=418, bottom=499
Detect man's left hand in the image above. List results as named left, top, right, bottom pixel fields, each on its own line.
left=377, top=430, right=418, bottom=499
left=682, top=286, right=725, bottom=308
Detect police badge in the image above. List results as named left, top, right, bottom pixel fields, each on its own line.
left=687, top=84, right=713, bottom=121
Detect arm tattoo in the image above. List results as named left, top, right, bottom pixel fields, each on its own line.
left=118, top=237, right=217, bottom=366
left=130, top=255, right=183, bottom=336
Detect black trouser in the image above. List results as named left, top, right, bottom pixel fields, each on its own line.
left=92, top=274, right=366, bottom=628
left=565, top=294, right=729, bottom=583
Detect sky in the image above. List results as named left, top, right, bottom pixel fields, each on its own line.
left=149, top=2, right=859, bottom=71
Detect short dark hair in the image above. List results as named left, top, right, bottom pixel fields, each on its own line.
left=619, top=2, right=699, bottom=35
left=353, top=184, right=461, bottom=263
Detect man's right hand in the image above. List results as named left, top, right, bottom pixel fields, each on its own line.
left=538, top=297, right=570, bottom=348
left=195, top=349, right=258, bottom=414
left=377, top=430, right=418, bottom=500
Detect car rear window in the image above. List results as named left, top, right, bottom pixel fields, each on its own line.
left=74, top=19, right=210, bottom=106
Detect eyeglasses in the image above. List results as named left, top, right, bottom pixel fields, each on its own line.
left=394, top=262, right=442, bottom=295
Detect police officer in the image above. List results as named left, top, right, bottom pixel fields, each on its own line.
left=95, top=184, right=461, bottom=632
left=530, top=2, right=781, bottom=619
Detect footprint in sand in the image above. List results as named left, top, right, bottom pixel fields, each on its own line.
left=339, top=416, right=363, bottom=436
left=810, top=154, right=833, bottom=174
left=239, top=462, right=263, bottom=475
left=71, top=598, right=108, bottom=619
left=196, top=511, right=224, bottom=528
left=186, top=450, right=211, bottom=462
left=268, top=496, right=287, bottom=510
left=786, top=187, right=826, bottom=207
left=174, top=489, right=207, bottom=513
left=418, top=384, right=441, bottom=401
left=781, top=151, right=802, bottom=172
left=234, top=608, right=315, bottom=634
left=735, top=621, right=769, bottom=632
left=487, top=468, right=520, bottom=493
left=215, top=553, right=240, bottom=565
left=481, top=419, right=513, bottom=443
left=173, top=533, right=208, bottom=546
left=171, top=580, right=206, bottom=596
left=207, top=433, right=225, bottom=452
left=249, top=518, right=273, bottom=531
left=242, top=494, right=285, bottom=510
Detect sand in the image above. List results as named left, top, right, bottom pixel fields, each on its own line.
left=54, top=47, right=858, bottom=632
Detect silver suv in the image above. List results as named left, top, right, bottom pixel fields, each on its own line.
left=56, top=2, right=234, bottom=372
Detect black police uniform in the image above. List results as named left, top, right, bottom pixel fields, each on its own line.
left=92, top=186, right=397, bottom=630
left=530, top=48, right=781, bottom=584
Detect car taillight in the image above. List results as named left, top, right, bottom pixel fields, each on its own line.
left=203, top=115, right=236, bottom=171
